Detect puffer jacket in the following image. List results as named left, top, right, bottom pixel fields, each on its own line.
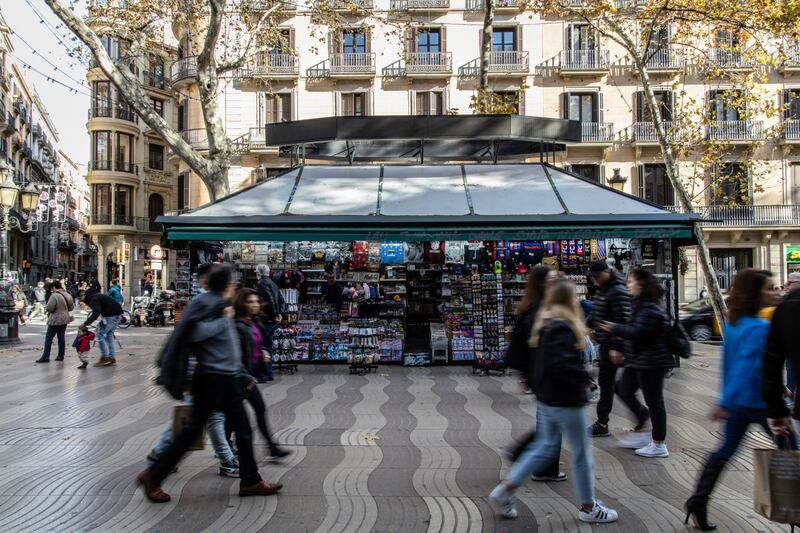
left=588, top=272, right=631, bottom=359
left=530, top=319, right=590, bottom=407
left=45, top=290, right=74, bottom=326
left=235, top=318, right=269, bottom=377
left=506, top=302, right=540, bottom=375
left=611, top=299, right=675, bottom=369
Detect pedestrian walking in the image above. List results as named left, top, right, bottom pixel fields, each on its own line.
left=108, top=279, right=124, bottom=305
left=137, top=264, right=282, bottom=503
left=505, top=265, right=566, bottom=481
left=586, top=261, right=632, bottom=437
left=72, top=325, right=95, bottom=370
left=43, top=277, right=54, bottom=303
left=28, top=281, right=47, bottom=321
left=684, top=269, right=797, bottom=531
left=80, top=289, right=124, bottom=366
left=762, top=272, right=800, bottom=438
left=146, top=262, right=241, bottom=479
left=35, top=280, right=74, bottom=363
left=255, top=264, right=285, bottom=382
left=490, top=279, right=618, bottom=524
left=599, top=269, right=675, bottom=457
left=233, top=288, right=291, bottom=461
left=11, top=284, right=28, bottom=325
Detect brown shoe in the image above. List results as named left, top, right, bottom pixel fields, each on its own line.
left=136, top=471, right=171, bottom=503
left=94, top=357, right=111, bottom=367
left=239, top=480, right=283, bottom=497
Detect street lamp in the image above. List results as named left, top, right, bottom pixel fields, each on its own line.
left=608, top=168, right=628, bottom=192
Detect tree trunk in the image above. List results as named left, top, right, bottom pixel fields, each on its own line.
left=479, top=0, right=494, bottom=93
left=206, top=167, right=230, bottom=202
left=635, top=61, right=728, bottom=328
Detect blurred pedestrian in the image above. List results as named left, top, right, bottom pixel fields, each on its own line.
left=35, top=280, right=74, bottom=363
left=108, top=278, right=124, bottom=305
left=490, top=279, right=618, bottom=524
left=11, top=284, right=28, bottom=325
left=255, top=264, right=285, bottom=382
left=28, top=281, right=47, bottom=321
left=80, top=289, right=124, bottom=367
left=684, top=269, right=797, bottom=531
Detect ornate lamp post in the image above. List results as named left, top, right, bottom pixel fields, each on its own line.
left=608, top=168, right=628, bottom=192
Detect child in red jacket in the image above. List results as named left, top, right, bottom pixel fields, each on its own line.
left=73, top=325, right=95, bottom=369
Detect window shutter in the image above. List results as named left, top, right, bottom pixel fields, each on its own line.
left=289, top=29, right=296, bottom=51
left=365, top=29, right=372, bottom=54
left=598, top=164, right=606, bottom=184
left=416, top=92, right=425, bottom=115
left=440, top=26, right=447, bottom=53
left=565, top=24, right=572, bottom=51
left=266, top=96, right=275, bottom=124
left=515, top=24, right=523, bottom=52
left=406, top=28, right=416, bottom=54
left=342, top=93, right=353, bottom=116
left=597, top=92, right=604, bottom=123
left=562, top=92, right=571, bottom=119
left=281, top=94, right=292, bottom=121
left=783, top=89, right=791, bottom=120
left=635, top=91, right=643, bottom=122
left=433, top=92, right=443, bottom=115
left=637, top=164, right=646, bottom=198
left=366, top=91, right=372, bottom=116
left=517, top=90, right=525, bottom=116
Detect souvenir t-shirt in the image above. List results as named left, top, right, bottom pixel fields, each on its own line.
left=445, top=241, right=467, bottom=264
left=424, top=241, right=445, bottom=264
left=406, top=243, right=424, bottom=264
left=380, top=242, right=405, bottom=264
left=353, top=241, right=369, bottom=270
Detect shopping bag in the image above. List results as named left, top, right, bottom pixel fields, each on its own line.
left=172, top=405, right=205, bottom=451
left=753, top=445, right=800, bottom=524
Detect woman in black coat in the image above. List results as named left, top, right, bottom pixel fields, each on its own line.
left=233, top=289, right=290, bottom=461
left=600, top=269, right=674, bottom=458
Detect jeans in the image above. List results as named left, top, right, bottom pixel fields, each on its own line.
left=150, top=394, right=236, bottom=465
left=148, top=373, right=262, bottom=487
left=508, top=403, right=595, bottom=505
left=41, top=324, right=67, bottom=361
left=96, top=316, right=120, bottom=358
left=616, top=367, right=668, bottom=441
left=711, top=406, right=798, bottom=461
left=596, top=359, right=620, bottom=425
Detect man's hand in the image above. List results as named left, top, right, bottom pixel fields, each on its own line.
left=223, top=306, right=235, bottom=319
left=609, top=349, right=624, bottom=365
left=710, top=405, right=729, bottom=421
left=262, top=349, right=271, bottom=362
left=598, top=321, right=615, bottom=333
left=768, top=417, right=795, bottom=438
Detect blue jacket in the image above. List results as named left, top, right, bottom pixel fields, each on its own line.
left=721, top=316, right=770, bottom=411
left=108, top=285, right=124, bottom=305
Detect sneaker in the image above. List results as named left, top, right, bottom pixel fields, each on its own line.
left=532, top=471, right=567, bottom=482
left=589, top=421, right=610, bottom=437
left=617, top=431, right=652, bottom=450
left=489, top=484, right=518, bottom=519
left=635, top=442, right=669, bottom=458
left=146, top=450, right=158, bottom=463
left=219, top=460, right=240, bottom=478
left=268, top=447, right=291, bottom=462
left=107, top=358, right=117, bottom=366
left=579, top=501, right=618, bottom=523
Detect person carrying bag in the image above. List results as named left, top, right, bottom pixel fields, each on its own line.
left=753, top=436, right=800, bottom=529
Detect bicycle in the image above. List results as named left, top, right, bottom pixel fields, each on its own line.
left=91, top=321, right=124, bottom=350
left=117, top=310, right=132, bottom=329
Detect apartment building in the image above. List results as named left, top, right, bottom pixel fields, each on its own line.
left=107, top=0, right=800, bottom=300
left=84, top=20, right=180, bottom=296
left=57, top=151, right=97, bottom=281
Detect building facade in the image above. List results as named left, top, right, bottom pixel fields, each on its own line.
left=96, top=1, right=800, bottom=301
left=57, top=151, right=97, bottom=282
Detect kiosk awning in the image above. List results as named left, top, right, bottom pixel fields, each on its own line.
left=159, top=164, right=698, bottom=241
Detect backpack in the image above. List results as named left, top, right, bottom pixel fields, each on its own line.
left=668, top=320, right=692, bottom=359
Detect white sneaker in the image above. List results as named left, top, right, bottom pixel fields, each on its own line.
left=489, top=484, right=518, bottom=519
left=579, top=501, right=619, bottom=523
left=617, top=431, right=652, bottom=449
left=635, top=442, right=669, bottom=458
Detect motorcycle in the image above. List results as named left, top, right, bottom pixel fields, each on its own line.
left=147, top=290, right=176, bottom=327
left=131, top=293, right=150, bottom=327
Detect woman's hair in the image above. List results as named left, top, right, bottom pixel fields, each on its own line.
left=52, top=280, right=62, bottom=290
left=727, top=268, right=773, bottom=325
left=515, top=265, right=552, bottom=315
left=529, top=279, right=586, bottom=349
left=233, top=288, right=262, bottom=319
left=629, top=269, right=664, bottom=304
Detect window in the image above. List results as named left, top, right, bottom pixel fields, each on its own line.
left=570, top=164, right=601, bottom=182
left=270, top=29, right=292, bottom=53
left=148, top=144, right=164, bottom=170
left=266, top=93, right=292, bottom=123
left=635, top=90, right=673, bottom=122
left=114, top=185, right=132, bottom=223
left=341, top=93, right=367, bottom=116
left=417, top=29, right=441, bottom=53
left=116, top=133, right=134, bottom=172
left=177, top=98, right=187, bottom=131
left=343, top=30, right=366, bottom=54
left=566, top=93, right=597, bottom=123
left=415, top=91, right=443, bottom=115
left=710, top=163, right=749, bottom=205
left=92, top=184, right=112, bottom=219
left=567, top=24, right=596, bottom=50
left=709, top=90, right=741, bottom=121
left=92, top=81, right=112, bottom=116
left=92, top=131, right=111, bottom=169
left=148, top=194, right=164, bottom=221
left=639, top=164, right=674, bottom=206
left=492, top=29, right=516, bottom=52
left=151, top=98, right=164, bottom=117
left=177, top=172, right=189, bottom=210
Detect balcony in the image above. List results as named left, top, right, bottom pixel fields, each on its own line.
left=559, top=49, right=610, bottom=76
left=465, top=0, right=519, bottom=10
left=13, top=100, right=28, bottom=123
left=0, top=65, right=9, bottom=90
left=329, top=53, right=376, bottom=77
left=405, top=52, right=452, bottom=77
left=180, top=128, right=209, bottom=149
left=89, top=160, right=113, bottom=172
left=236, top=53, right=299, bottom=79
left=782, top=120, right=800, bottom=143
left=670, top=205, right=800, bottom=227
left=641, top=49, right=685, bottom=73
left=315, top=0, right=373, bottom=11
left=709, top=49, right=751, bottom=71
left=633, top=121, right=678, bottom=144
left=614, top=0, right=648, bottom=7
left=89, top=214, right=134, bottom=227
left=390, top=0, right=449, bottom=10
left=242, top=0, right=297, bottom=11
left=458, top=51, right=529, bottom=77
left=5, top=112, right=15, bottom=135
left=114, top=161, right=138, bottom=174
left=781, top=45, right=800, bottom=74
left=579, top=122, right=614, bottom=144
left=143, top=70, right=168, bottom=91
left=706, top=120, right=764, bottom=143
left=169, top=56, right=198, bottom=85
left=115, top=106, right=138, bottom=123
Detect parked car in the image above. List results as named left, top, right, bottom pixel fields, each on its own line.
left=679, top=297, right=722, bottom=341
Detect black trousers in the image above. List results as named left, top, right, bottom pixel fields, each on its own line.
left=245, top=386, right=276, bottom=449
left=149, top=373, right=262, bottom=487
left=596, top=360, right=620, bottom=425
left=41, top=324, right=67, bottom=361
left=617, top=367, right=668, bottom=442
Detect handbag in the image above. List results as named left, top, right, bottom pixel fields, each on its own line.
left=753, top=437, right=800, bottom=525
left=56, top=292, right=75, bottom=323
left=172, top=404, right=206, bottom=451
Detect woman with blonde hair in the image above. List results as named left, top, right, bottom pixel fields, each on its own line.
left=490, top=279, right=618, bottom=524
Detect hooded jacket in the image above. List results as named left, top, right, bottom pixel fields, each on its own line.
left=83, top=291, right=123, bottom=326
left=763, top=288, right=800, bottom=419
left=588, top=272, right=631, bottom=359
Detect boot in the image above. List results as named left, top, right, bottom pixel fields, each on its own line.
left=684, top=457, right=726, bottom=531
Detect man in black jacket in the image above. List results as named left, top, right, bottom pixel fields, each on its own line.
left=587, top=261, right=632, bottom=437
left=81, top=289, right=123, bottom=367
left=255, top=264, right=285, bottom=381
left=763, top=275, right=800, bottom=440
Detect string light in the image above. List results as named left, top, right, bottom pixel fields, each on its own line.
left=10, top=30, right=88, bottom=88
left=9, top=54, right=91, bottom=96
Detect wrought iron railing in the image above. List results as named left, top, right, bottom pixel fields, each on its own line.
left=560, top=49, right=610, bottom=70
left=242, top=53, right=299, bottom=77
left=405, top=52, right=452, bottom=74
left=784, top=119, right=800, bottom=140
left=89, top=214, right=134, bottom=226
left=317, top=0, right=373, bottom=9
left=667, top=205, right=800, bottom=226
left=330, top=53, right=376, bottom=75
left=89, top=160, right=113, bottom=171
left=580, top=122, right=614, bottom=143
left=180, top=128, right=209, bottom=149
left=633, top=121, right=675, bottom=142
left=391, top=0, right=449, bottom=9
left=459, top=51, right=529, bottom=75
left=465, top=0, right=519, bottom=9
left=143, top=70, right=167, bottom=90
left=706, top=120, right=764, bottom=141
left=249, top=127, right=268, bottom=149
left=784, top=44, right=800, bottom=68
left=645, top=49, right=684, bottom=70
left=114, top=161, right=138, bottom=174
left=710, top=49, right=748, bottom=68
left=169, top=56, right=198, bottom=83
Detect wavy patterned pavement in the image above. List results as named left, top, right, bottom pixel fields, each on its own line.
left=0, top=324, right=788, bottom=532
